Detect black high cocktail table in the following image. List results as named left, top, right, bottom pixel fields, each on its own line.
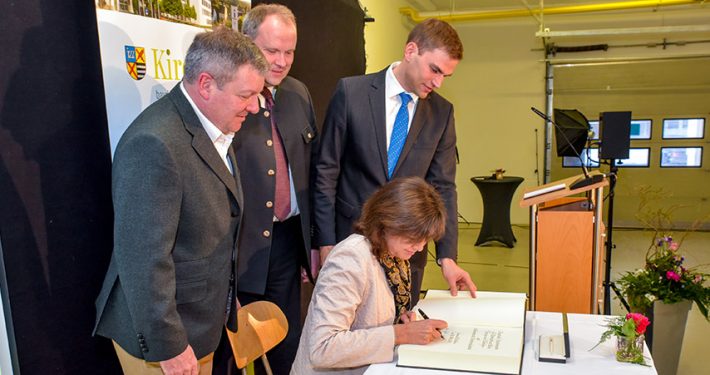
left=470, top=176, right=524, bottom=248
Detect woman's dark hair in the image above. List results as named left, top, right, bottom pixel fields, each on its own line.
left=354, top=177, right=446, bottom=258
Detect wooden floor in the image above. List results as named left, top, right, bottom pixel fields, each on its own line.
left=421, top=224, right=710, bottom=375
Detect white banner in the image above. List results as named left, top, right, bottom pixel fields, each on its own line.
left=95, top=9, right=205, bottom=154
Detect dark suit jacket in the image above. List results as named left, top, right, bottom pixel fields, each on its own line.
left=313, top=68, right=458, bottom=267
left=93, top=86, right=242, bottom=362
left=233, top=76, right=317, bottom=295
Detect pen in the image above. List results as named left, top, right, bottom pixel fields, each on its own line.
left=417, top=308, right=444, bottom=339
left=417, top=308, right=431, bottom=320
left=562, top=312, right=570, bottom=358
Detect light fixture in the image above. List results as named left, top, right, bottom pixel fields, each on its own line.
left=537, top=24, right=710, bottom=38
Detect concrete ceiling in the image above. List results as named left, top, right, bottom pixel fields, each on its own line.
left=413, top=0, right=607, bottom=12
left=554, top=57, right=710, bottom=92
left=408, top=0, right=702, bottom=12
left=403, top=0, right=710, bottom=95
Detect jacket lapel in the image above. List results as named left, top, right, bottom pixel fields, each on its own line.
left=272, top=89, right=293, bottom=157
left=169, top=86, right=240, bottom=201
left=227, top=147, right=244, bottom=210
left=369, top=70, right=389, bottom=179
left=395, top=96, right=429, bottom=174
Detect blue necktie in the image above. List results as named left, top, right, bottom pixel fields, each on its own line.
left=387, top=92, right=411, bottom=179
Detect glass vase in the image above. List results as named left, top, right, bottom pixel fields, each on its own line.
left=616, top=335, right=645, bottom=364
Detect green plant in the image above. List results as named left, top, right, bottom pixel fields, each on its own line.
left=592, top=313, right=650, bottom=365
left=616, top=235, right=709, bottom=319
left=615, top=186, right=710, bottom=319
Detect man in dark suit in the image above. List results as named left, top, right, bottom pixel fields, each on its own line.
left=314, top=19, right=476, bottom=306
left=93, top=28, right=268, bottom=375
left=212, top=5, right=317, bottom=375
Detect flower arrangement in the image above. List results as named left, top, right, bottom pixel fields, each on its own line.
left=593, top=313, right=650, bottom=364
left=615, top=186, right=710, bottom=320
left=616, top=235, right=709, bottom=319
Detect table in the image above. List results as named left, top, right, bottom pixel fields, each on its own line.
left=366, top=311, right=657, bottom=375
left=470, top=176, right=524, bottom=248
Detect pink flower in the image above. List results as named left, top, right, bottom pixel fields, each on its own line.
left=694, top=274, right=703, bottom=284
left=669, top=242, right=679, bottom=251
left=626, top=313, right=650, bottom=335
left=666, top=270, right=681, bottom=282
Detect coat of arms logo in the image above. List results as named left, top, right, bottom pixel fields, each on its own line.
left=125, top=45, right=146, bottom=80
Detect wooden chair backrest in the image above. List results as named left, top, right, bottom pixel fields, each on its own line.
left=226, top=301, right=289, bottom=369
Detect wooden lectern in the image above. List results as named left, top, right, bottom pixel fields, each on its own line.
left=520, top=172, right=608, bottom=314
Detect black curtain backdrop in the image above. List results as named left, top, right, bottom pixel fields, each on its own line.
left=0, top=1, right=119, bottom=374
left=0, top=1, right=365, bottom=374
left=255, top=0, right=367, bottom=126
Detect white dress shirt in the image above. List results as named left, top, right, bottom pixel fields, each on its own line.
left=180, top=83, right=234, bottom=174
left=385, top=62, right=419, bottom=149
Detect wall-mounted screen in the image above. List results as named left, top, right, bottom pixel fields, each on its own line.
left=562, top=148, right=600, bottom=168
left=660, top=147, right=703, bottom=167
left=662, top=118, right=705, bottom=139
left=589, top=120, right=600, bottom=140
left=630, top=120, right=652, bottom=139
left=618, top=148, right=650, bottom=167
left=563, top=148, right=650, bottom=167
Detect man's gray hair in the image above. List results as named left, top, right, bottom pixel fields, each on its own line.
left=184, top=27, right=268, bottom=87
left=242, top=4, right=296, bottom=40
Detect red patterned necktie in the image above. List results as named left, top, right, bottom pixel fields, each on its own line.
left=262, top=88, right=291, bottom=221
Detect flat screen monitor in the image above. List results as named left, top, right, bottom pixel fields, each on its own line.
left=553, top=109, right=590, bottom=157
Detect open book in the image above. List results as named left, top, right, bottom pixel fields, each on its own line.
left=397, top=290, right=527, bottom=374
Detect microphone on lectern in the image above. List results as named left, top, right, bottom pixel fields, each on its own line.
left=530, top=107, right=604, bottom=190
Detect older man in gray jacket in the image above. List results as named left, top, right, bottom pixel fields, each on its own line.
left=93, top=28, right=267, bottom=375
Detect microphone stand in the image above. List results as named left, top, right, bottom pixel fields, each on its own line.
left=530, top=107, right=604, bottom=190
left=603, top=159, right=619, bottom=314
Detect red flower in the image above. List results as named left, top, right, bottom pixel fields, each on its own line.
left=626, top=313, right=650, bottom=335
left=666, top=270, right=681, bottom=282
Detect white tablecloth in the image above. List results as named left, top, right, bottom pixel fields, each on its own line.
left=365, top=311, right=657, bottom=375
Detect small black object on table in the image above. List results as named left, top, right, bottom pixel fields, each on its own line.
left=470, top=176, right=524, bottom=248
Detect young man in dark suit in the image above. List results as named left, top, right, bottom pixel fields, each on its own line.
left=212, top=4, right=317, bottom=375
left=314, top=19, right=476, bottom=307
left=93, top=28, right=267, bottom=375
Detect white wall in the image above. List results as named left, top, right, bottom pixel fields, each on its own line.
left=361, top=1, right=546, bottom=224
left=359, top=1, right=710, bottom=226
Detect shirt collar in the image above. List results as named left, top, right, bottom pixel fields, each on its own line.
left=258, top=85, right=278, bottom=109
left=180, top=82, right=234, bottom=143
left=386, top=62, right=418, bottom=105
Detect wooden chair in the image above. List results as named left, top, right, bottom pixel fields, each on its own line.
left=225, top=301, right=289, bottom=375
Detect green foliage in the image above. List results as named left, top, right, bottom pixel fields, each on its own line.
left=161, top=0, right=183, bottom=17
left=592, top=314, right=650, bottom=365
left=594, top=313, right=649, bottom=346
left=616, top=186, right=710, bottom=320
left=617, top=235, right=709, bottom=319
left=212, top=0, right=226, bottom=22
left=185, top=5, right=197, bottom=20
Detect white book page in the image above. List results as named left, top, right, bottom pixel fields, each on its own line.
left=430, top=325, right=523, bottom=356
left=398, top=326, right=524, bottom=373
left=416, top=290, right=527, bottom=327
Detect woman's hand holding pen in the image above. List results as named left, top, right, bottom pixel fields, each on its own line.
left=394, top=312, right=447, bottom=345
left=399, top=311, right=416, bottom=323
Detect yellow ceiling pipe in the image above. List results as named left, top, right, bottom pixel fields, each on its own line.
left=400, top=0, right=703, bottom=23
